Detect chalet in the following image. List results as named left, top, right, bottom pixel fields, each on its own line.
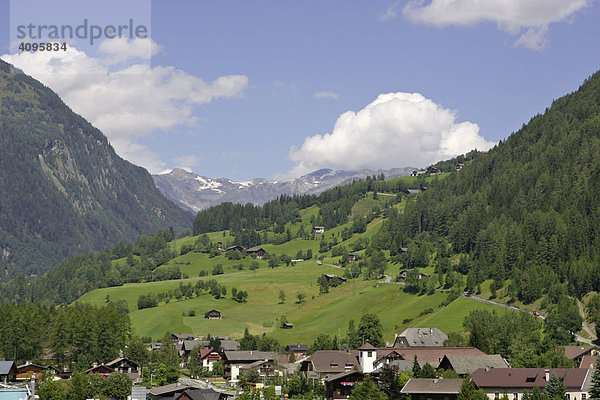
left=426, top=166, right=441, bottom=175
left=106, top=357, right=140, bottom=381
left=172, top=333, right=195, bottom=344
left=149, top=382, right=193, bottom=400
left=471, top=368, right=593, bottom=400
left=225, top=245, right=244, bottom=252
left=286, top=344, right=309, bottom=358
left=401, top=378, right=463, bottom=400
left=173, top=388, right=232, bottom=400
left=300, top=351, right=360, bottom=382
left=197, top=348, right=222, bottom=372
left=149, top=342, right=163, bottom=351
left=205, top=309, right=222, bottom=319
left=437, top=354, right=509, bottom=376
left=313, top=226, right=325, bottom=234
left=0, top=361, right=17, bottom=384
left=238, top=359, right=283, bottom=383
left=282, top=323, right=294, bottom=329
left=16, top=362, right=59, bottom=381
left=325, top=370, right=364, bottom=400
left=563, top=346, right=598, bottom=367
left=347, top=253, right=360, bottom=262
left=245, top=247, right=267, bottom=258
left=393, top=328, right=448, bottom=347
left=222, top=351, right=278, bottom=382
left=455, top=163, right=464, bottom=171
left=85, top=363, right=114, bottom=376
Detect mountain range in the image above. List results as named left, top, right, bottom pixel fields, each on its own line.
left=0, top=59, right=192, bottom=281
left=152, top=167, right=416, bottom=212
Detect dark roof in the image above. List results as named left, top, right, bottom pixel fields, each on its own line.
left=223, top=351, right=277, bottom=362
left=220, top=339, right=240, bottom=351
left=225, top=245, right=244, bottom=251
left=372, top=360, right=414, bottom=375
left=149, top=383, right=192, bottom=396
left=324, top=370, right=363, bottom=383
left=440, top=354, right=508, bottom=375
left=357, top=342, right=376, bottom=351
left=401, top=378, right=463, bottom=394
left=471, top=368, right=590, bottom=389
left=246, top=247, right=266, bottom=253
left=198, top=349, right=220, bottom=359
left=301, top=351, right=359, bottom=373
left=175, top=388, right=231, bottom=400
left=183, top=340, right=202, bottom=352
left=0, top=361, right=16, bottom=375
left=286, top=344, right=309, bottom=352
left=85, top=364, right=114, bottom=374
left=395, top=328, right=448, bottom=347
left=172, top=333, right=195, bottom=340
left=207, top=309, right=220, bottom=314
left=563, top=346, right=596, bottom=360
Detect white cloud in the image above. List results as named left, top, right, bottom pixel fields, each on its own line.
left=380, top=2, right=400, bottom=21
left=289, top=92, right=495, bottom=177
left=174, top=155, right=201, bottom=170
left=402, top=0, right=590, bottom=50
left=313, top=91, right=340, bottom=100
left=1, top=39, right=248, bottom=173
left=98, top=37, right=163, bottom=65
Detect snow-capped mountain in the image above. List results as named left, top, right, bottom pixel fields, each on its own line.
left=152, top=167, right=416, bottom=212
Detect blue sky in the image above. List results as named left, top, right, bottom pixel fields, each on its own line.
left=1, top=0, right=599, bottom=180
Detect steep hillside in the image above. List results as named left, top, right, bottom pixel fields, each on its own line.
left=153, top=167, right=415, bottom=212
left=375, top=71, right=600, bottom=309
left=0, top=60, right=192, bottom=281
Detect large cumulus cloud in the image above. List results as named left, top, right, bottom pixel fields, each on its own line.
left=289, top=92, right=495, bottom=177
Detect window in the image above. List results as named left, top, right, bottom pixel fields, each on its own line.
left=582, top=394, right=587, bottom=400
left=514, top=393, right=518, bottom=400
left=495, top=393, right=500, bottom=399
left=368, top=351, right=373, bottom=357
left=330, top=363, right=338, bottom=368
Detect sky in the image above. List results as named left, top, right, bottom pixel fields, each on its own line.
left=1, top=0, right=599, bottom=180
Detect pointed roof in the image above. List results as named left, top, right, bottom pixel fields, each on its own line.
left=358, top=342, right=376, bottom=351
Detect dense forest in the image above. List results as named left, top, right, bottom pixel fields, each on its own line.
left=372, top=71, right=600, bottom=326
left=0, top=59, right=191, bottom=282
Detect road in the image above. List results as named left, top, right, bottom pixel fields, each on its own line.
left=316, top=259, right=344, bottom=269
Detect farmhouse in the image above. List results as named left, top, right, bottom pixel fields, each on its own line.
left=325, top=370, right=364, bottom=400
left=197, top=348, right=222, bottom=372
left=426, top=166, right=441, bottom=175
left=393, top=328, right=448, bottom=347
left=173, top=388, right=232, bottom=400
left=300, top=351, right=360, bottom=382
left=222, top=351, right=278, bottom=381
left=282, top=323, right=294, bottom=329
left=245, top=247, right=267, bottom=258
left=562, top=346, right=598, bottom=367
left=471, top=368, right=593, bottom=400
left=313, top=226, right=325, bottom=234
left=172, top=333, right=195, bottom=344
left=347, top=253, right=360, bottom=262
left=149, top=383, right=193, bottom=400
left=225, top=245, right=244, bottom=252
left=401, top=378, right=463, bottom=400
left=205, top=309, right=222, bottom=319
left=16, top=362, right=59, bottom=381
left=85, top=363, right=114, bottom=376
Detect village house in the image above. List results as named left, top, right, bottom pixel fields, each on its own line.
left=205, top=309, right=222, bottom=319
left=286, top=344, right=309, bottom=358
left=313, top=226, right=325, bottom=234
left=437, top=355, right=509, bottom=376
left=372, top=347, right=487, bottom=371
left=471, top=368, right=593, bottom=400
left=149, top=382, right=193, bottom=400
left=15, top=362, right=59, bottom=381
left=401, top=378, right=463, bottom=400
left=106, top=357, right=141, bottom=381
left=245, top=247, right=267, bottom=258
left=222, top=351, right=278, bottom=382
left=393, top=328, right=448, bottom=348
left=225, top=245, right=244, bottom=253
left=300, top=350, right=360, bottom=383
left=580, top=356, right=597, bottom=369
left=0, top=361, right=16, bottom=384
left=426, top=166, right=441, bottom=175
left=172, top=333, right=196, bottom=345
left=325, top=370, right=364, bottom=400
left=197, top=348, right=222, bottom=372
left=562, top=346, right=598, bottom=367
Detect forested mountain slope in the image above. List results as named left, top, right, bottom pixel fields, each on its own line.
left=0, top=59, right=191, bottom=281
left=375, top=71, right=600, bottom=303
